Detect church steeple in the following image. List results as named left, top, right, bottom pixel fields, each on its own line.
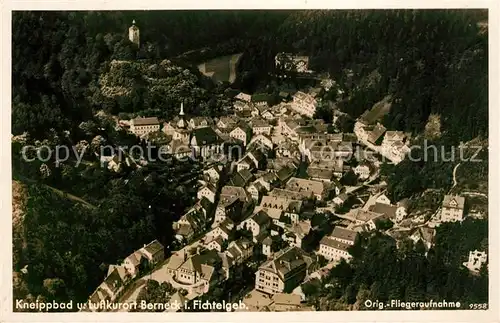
left=179, top=102, right=185, bottom=116
left=177, top=102, right=186, bottom=129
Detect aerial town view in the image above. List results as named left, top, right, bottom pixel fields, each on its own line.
left=11, top=9, right=489, bottom=313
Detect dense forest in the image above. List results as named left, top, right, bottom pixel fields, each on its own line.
left=302, top=218, right=488, bottom=310
left=12, top=9, right=488, bottom=308
left=12, top=113, right=203, bottom=305
left=13, top=158, right=202, bottom=304
left=13, top=10, right=487, bottom=143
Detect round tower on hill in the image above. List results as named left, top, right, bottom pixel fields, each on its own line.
left=128, top=20, right=140, bottom=47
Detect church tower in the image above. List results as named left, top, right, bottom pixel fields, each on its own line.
left=177, top=102, right=187, bottom=129
left=128, top=20, right=140, bottom=47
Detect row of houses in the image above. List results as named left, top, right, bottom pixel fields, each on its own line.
left=86, top=240, right=165, bottom=308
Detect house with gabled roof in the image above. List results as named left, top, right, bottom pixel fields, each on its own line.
left=395, top=198, right=410, bottom=222
left=139, top=240, right=165, bottom=265
left=235, top=92, right=252, bottom=102
left=252, top=118, right=272, bottom=136
left=233, top=100, right=250, bottom=112
left=97, top=266, right=127, bottom=303
left=172, top=249, right=222, bottom=294
left=236, top=149, right=267, bottom=172
left=225, top=237, right=254, bottom=266
left=230, top=120, right=252, bottom=146
left=353, top=162, right=372, bottom=180
left=259, top=195, right=303, bottom=225
left=255, top=246, right=311, bottom=294
left=239, top=210, right=271, bottom=237
left=130, top=117, right=160, bottom=136
left=353, top=209, right=385, bottom=229
left=279, top=117, right=306, bottom=140
left=308, top=158, right=344, bottom=178
left=254, top=172, right=280, bottom=191
left=123, top=250, right=144, bottom=277
left=248, top=134, right=274, bottom=151
left=291, top=91, right=317, bottom=118
left=213, top=195, right=243, bottom=228
left=283, top=220, right=311, bottom=248
left=307, top=167, right=334, bottom=182
left=333, top=193, right=349, bottom=206
left=380, top=130, right=410, bottom=164
left=251, top=93, right=272, bottom=106
left=330, top=226, right=357, bottom=245
left=285, top=177, right=328, bottom=201
left=376, top=193, right=392, bottom=205
left=217, top=115, right=239, bottom=129
left=269, top=188, right=307, bottom=201
left=197, top=182, right=217, bottom=203
left=122, top=240, right=164, bottom=277
left=409, top=226, right=436, bottom=251
left=229, top=168, right=254, bottom=187
left=369, top=202, right=398, bottom=220
left=206, top=236, right=225, bottom=252
left=247, top=181, right=268, bottom=202
left=276, top=140, right=300, bottom=158
left=318, top=236, right=352, bottom=262
left=164, top=139, right=192, bottom=160
left=276, top=165, right=297, bottom=184
left=463, top=250, right=488, bottom=274
left=189, top=117, right=214, bottom=130
left=174, top=206, right=209, bottom=242
left=441, top=195, right=465, bottom=222
left=236, top=155, right=255, bottom=172
left=203, top=165, right=222, bottom=183
left=221, top=185, right=251, bottom=203
left=266, top=156, right=299, bottom=172
left=205, top=218, right=234, bottom=242
left=190, top=127, right=224, bottom=158
left=165, top=250, right=187, bottom=276
left=366, top=123, right=387, bottom=145
left=261, top=109, right=275, bottom=120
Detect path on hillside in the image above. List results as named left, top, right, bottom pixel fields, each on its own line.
left=15, top=174, right=96, bottom=209
left=452, top=162, right=461, bottom=188
left=461, top=191, right=488, bottom=198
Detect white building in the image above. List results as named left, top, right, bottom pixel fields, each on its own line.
left=291, top=91, right=317, bottom=118
left=130, top=117, right=160, bottom=136
left=381, top=131, right=411, bottom=164
left=235, top=92, right=252, bottom=102
left=330, top=226, right=357, bottom=245
left=255, top=247, right=309, bottom=295
left=239, top=211, right=271, bottom=237
left=318, top=236, right=352, bottom=262
left=353, top=164, right=371, bottom=180
left=441, top=195, right=465, bottom=222
left=375, top=193, right=391, bottom=205
left=462, top=250, right=487, bottom=273
left=229, top=122, right=252, bottom=146
left=275, top=53, right=311, bottom=73
left=197, top=184, right=217, bottom=203
left=251, top=118, right=272, bottom=136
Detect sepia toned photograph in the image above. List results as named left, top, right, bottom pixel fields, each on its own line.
left=8, top=7, right=492, bottom=316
